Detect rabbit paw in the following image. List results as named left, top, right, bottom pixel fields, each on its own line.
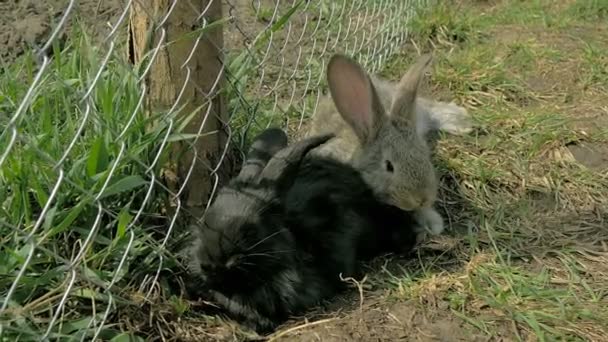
left=414, top=207, right=445, bottom=236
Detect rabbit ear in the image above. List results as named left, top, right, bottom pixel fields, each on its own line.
left=390, top=54, right=432, bottom=125
left=237, top=128, right=289, bottom=182
left=257, top=134, right=334, bottom=190
left=327, top=54, right=386, bottom=144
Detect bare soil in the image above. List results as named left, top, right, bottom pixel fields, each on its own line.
left=567, top=142, right=608, bottom=170
left=269, top=298, right=490, bottom=342
left=0, top=0, right=122, bottom=63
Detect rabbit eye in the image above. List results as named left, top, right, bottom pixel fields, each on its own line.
left=385, top=160, right=394, bottom=173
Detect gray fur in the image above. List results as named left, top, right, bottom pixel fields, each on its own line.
left=307, top=54, right=474, bottom=236
left=371, top=75, right=474, bottom=137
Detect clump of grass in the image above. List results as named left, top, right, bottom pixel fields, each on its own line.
left=463, top=257, right=608, bottom=340
left=431, top=45, right=532, bottom=106
left=0, top=28, right=192, bottom=340
left=568, top=0, right=608, bottom=20
left=580, top=42, right=608, bottom=87
left=408, top=1, right=486, bottom=48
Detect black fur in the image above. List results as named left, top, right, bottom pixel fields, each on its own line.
left=284, top=156, right=419, bottom=283
left=187, top=129, right=419, bottom=333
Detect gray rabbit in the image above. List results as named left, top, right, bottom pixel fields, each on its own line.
left=306, top=53, right=473, bottom=237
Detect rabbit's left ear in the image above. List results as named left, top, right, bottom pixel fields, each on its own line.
left=257, top=134, right=334, bottom=192
left=327, top=54, right=386, bottom=145
left=390, top=54, right=432, bottom=126
left=237, top=128, right=289, bottom=182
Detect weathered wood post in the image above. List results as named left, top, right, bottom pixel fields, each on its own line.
left=129, top=0, right=230, bottom=215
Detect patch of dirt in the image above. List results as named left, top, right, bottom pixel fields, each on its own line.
left=169, top=279, right=498, bottom=342
left=0, top=0, right=122, bottom=63
left=270, top=298, right=489, bottom=342
left=491, top=25, right=584, bottom=98
left=488, top=21, right=608, bottom=146
left=567, top=99, right=608, bottom=133
left=567, top=141, right=608, bottom=170
left=527, top=189, right=559, bottom=211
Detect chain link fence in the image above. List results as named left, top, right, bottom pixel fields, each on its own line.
left=0, top=0, right=429, bottom=339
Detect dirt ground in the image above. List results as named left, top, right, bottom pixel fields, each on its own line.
left=4, top=0, right=608, bottom=341
left=0, top=0, right=123, bottom=63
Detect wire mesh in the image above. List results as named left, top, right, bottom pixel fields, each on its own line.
left=0, top=0, right=429, bottom=339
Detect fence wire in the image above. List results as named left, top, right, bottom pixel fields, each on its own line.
left=0, top=0, right=428, bottom=340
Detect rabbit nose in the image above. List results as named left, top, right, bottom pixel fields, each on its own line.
left=418, top=196, right=429, bottom=207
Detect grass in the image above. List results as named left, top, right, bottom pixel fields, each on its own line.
left=373, top=0, right=608, bottom=340
left=2, top=0, right=608, bottom=340
left=568, top=0, right=608, bottom=20
left=0, top=27, right=194, bottom=340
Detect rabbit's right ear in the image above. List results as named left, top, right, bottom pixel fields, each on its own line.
left=258, top=134, right=334, bottom=191
left=237, top=128, right=289, bottom=182
left=327, top=54, right=385, bottom=145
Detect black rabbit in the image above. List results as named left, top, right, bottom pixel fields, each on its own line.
left=187, top=128, right=419, bottom=333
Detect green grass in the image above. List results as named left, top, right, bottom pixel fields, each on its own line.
left=581, top=42, right=608, bottom=87
left=568, top=0, right=608, bottom=20
left=0, top=28, right=193, bottom=340
left=376, top=0, right=608, bottom=340
left=408, top=1, right=488, bottom=46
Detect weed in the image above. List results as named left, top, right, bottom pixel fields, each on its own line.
left=0, top=27, right=190, bottom=341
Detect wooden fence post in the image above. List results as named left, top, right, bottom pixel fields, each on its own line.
left=129, top=0, right=230, bottom=214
